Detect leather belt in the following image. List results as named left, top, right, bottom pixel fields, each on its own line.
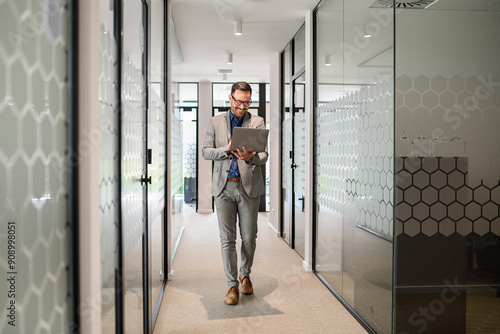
left=227, top=178, right=241, bottom=182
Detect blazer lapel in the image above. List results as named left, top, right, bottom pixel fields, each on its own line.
left=241, top=112, right=251, bottom=128
left=224, top=112, right=231, bottom=141
left=225, top=111, right=251, bottom=144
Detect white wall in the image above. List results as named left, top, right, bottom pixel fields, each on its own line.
left=303, top=10, right=314, bottom=271
left=198, top=82, right=214, bottom=213
left=269, top=54, right=281, bottom=234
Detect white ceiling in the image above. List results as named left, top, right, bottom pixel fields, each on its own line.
left=169, top=0, right=500, bottom=84
left=170, top=0, right=321, bottom=83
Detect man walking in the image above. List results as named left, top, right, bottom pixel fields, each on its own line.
left=202, top=81, right=268, bottom=305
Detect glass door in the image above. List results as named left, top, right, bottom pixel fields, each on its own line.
left=292, top=72, right=306, bottom=258
left=394, top=4, right=500, bottom=334
left=99, top=0, right=120, bottom=332
left=282, top=25, right=305, bottom=252
left=149, top=1, right=166, bottom=329
left=314, top=2, right=394, bottom=333
left=121, top=0, right=150, bottom=332
left=281, top=45, right=292, bottom=245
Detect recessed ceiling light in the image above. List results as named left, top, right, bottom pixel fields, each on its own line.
left=325, top=55, right=331, bottom=66
left=234, top=21, right=242, bottom=35
left=364, top=24, right=372, bottom=38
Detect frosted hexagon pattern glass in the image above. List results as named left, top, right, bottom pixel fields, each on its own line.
left=282, top=112, right=292, bottom=242
left=282, top=117, right=292, bottom=191
left=396, top=74, right=500, bottom=237
left=396, top=75, right=500, bottom=179
left=183, top=142, right=196, bottom=178
left=121, top=3, right=146, bottom=328
left=170, top=82, right=184, bottom=270
left=99, top=20, right=118, bottom=331
left=121, top=56, right=145, bottom=258
left=294, top=112, right=305, bottom=198
left=148, top=85, right=166, bottom=317
left=0, top=0, right=72, bottom=333
left=395, top=157, right=500, bottom=237
left=171, top=110, right=183, bottom=195
left=316, top=78, right=394, bottom=239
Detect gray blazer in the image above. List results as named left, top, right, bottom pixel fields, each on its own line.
left=202, top=111, right=268, bottom=198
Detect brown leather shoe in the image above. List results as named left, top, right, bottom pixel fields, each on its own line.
left=224, top=285, right=239, bottom=305
left=239, top=274, right=253, bottom=295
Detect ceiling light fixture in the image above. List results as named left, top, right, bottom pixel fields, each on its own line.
left=325, top=55, right=331, bottom=66
left=234, top=21, right=242, bottom=36
left=227, top=53, right=233, bottom=65
left=218, top=69, right=233, bottom=75
left=364, top=23, right=372, bottom=38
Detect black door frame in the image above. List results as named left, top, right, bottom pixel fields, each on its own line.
left=115, top=1, right=168, bottom=333
left=141, top=1, right=151, bottom=333
left=290, top=68, right=305, bottom=257
left=114, top=0, right=124, bottom=332
left=281, top=42, right=293, bottom=247
left=280, top=23, right=305, bottom=249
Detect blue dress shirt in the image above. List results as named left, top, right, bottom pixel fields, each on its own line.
left=227, top=112, right=244, bottom=179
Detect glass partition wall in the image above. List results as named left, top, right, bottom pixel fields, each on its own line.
left=99, top=2, right=120, bottom=332
left=314, top=1, right=500, bottom=333
left=282, top=43, right=293, bottom=245
left=121, top=0, right=148, bottom=332
left=315, top=1, right=394, bottom=333
left=148, top=0, right=166, bottom=326
left=282, top=25, right=307, bottom=257
left=0, top=1, right=76, bottom=333
left=99, top=0, right=167, bottom=332
left=394, top=3, right=500, bottom=334
left=293, top=73, right=306, bottom=258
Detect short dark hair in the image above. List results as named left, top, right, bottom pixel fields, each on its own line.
left=231, top=81, right=252, bottom=95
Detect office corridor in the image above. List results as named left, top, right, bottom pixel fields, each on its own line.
left=154, top=212, right=366, bottom=333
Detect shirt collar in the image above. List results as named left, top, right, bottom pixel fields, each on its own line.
left=229, top=110, right=245, bottom=126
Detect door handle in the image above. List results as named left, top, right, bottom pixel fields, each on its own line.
left=291, top=163, right=297, bottom=169
left=140, top=175, right=151, bottom=185
left=298, top=196, right=305, bottom=212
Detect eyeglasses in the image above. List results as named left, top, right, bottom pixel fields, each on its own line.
left=231, top=94, right=252, bottom=107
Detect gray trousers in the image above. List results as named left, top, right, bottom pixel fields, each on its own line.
left=215, top=181, right=259, bottom=287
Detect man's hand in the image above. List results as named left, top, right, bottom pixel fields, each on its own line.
left=232, top=146, right=256, bottom=162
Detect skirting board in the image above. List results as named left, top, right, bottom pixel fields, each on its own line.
left=303, top=260, right=312, bottom=272
left=267, top=221, right=280, bottom=237
left=315, top=264, right=342, bottom=272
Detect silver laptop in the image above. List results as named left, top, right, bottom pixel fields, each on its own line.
left=228, top=127, right=269, bottom=152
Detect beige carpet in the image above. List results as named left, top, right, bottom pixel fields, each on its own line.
left=153, top=212, right=367, bottom=334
